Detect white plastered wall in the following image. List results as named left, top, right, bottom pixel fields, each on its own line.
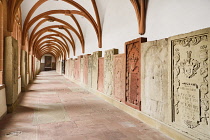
left=71, top=0, right=210, bottom=57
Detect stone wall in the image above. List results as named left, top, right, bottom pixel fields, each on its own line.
left=63, top=28, right=210, bottom=140
left=141, top=39, right=168, bottom=123
left=104, top=49, right=118, bottom=96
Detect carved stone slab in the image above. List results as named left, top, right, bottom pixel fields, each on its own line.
left=65, top=60, right=68, bottom=78
left=169, top=28, right=210, bottom=139
left=80, top=57, right=84, bottom=82
left=5, top=36, right=18, bottom=105
left=141, top=39, right=168, bottom=122
left=88, top=55, right=92, bottom=88
left=104, top=49, right=118, bottom=96
left=70, top=59, right=75, bottom=79
left=74, top=58, right=80, bottom=81
left=98, top=57, right=104, bottom=92
left=125, top=38, right=147, bottom=110
left=83, top=54, right=90, bottom=85
left=67, top=59, right=71, bottom=79
left=74, top=58, right=80, bottom=80
left=113, top=54, right=125, bottom=102
left=91, top=51, right=102, bottom=90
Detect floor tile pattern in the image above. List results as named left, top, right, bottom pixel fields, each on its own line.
left=0, top=71, right=171, bottom=140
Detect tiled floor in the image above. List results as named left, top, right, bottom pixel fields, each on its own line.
left=0, top=71, right=171, bottom=140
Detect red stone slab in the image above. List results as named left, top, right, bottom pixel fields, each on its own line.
left=113, top=54, right=125, bottom=102
left=97, top=57, right=104, bottom=92
left=125, top=38, right=147, bottom=110
left=74, top=58, right=80, bottom=81
left=83, top=54, right=90, bottom=85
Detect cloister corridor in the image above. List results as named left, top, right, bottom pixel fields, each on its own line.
left=0, top=71, right=170, bottom=140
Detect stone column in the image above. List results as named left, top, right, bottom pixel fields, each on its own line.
left=4, top=36, right=18, bottom=112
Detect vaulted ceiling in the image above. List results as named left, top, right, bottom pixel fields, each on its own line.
left=20, top=0, right=105, bottom=59
left=16, top=0, right=145, bottom=60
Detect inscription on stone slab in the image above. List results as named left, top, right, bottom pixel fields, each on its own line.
left=141, top=39, right=168, bottom=122
left=104, top=49, right=118, bottom=96
left=83, top=55, right=90, bottom=85
left=170, top=29, right=210, bottom=139
left=125, top=38, right=146, bottom=110
left=178, top=84, right=200, bottom=122
left=98, top=58, right=104, bottom=92
left=88, top=55, right=92, bottom=88
left=80, top=57, right=84, bottom=82
left=114, top=54, right=125, bottom=102
left=70, top=59, right=75, bottom=79
left=74, top=59, right=80, bottom=81
left=92, top=51, right=102, bottom=90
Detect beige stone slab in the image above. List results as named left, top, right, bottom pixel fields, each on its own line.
left=88, top=55, right=92, bottom=88
left=141, top=39, right=168, bottom=123
left=4, top=36, right=18, bottom=105
left=33, top=103, right=70, bottom=125
left=104, top=49, right=118, bottom=96
left=168, top=27, right=210, bottom=140
left=91, top=51, right=102, bottom=90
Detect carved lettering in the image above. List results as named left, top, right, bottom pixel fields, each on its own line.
left=171, top=33, right=209, bottom=131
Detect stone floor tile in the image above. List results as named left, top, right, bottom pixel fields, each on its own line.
left=0, top=71, right=171, bottom=140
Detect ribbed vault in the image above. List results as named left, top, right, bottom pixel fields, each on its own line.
left=8, top=0, right=102, bottom=60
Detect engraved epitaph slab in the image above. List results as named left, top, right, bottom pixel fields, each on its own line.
left=98, top=57, right=104, bottom=92
left=5, top=37, right=18, bottom=105
left=74, top=59, right=80, bottom=80
left=113, top=54, right=125, bottom=102
left=70, top=59, right=75, bottom=79
left=169, top=28, right=210, bottom=139
left=141, top=39, right=168, bottom=122
left=88, top=55, right=92, bottom=88
left=104, top=49, right=118, bottom=96
left=92, top=51, right=102, bottom=90
left=83, top=54, right=90, bottom=85
left=75, top=58, right=80, bottom=81
left=80, top=57, right=84, bottom=82
left=125, top=38, right=147, bottom=110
